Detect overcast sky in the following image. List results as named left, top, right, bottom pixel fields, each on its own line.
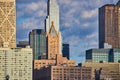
left=16, top=0, right=118, bottom=64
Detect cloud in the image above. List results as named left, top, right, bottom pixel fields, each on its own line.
left=64, top=35, right=81, bottom=46
left=81, top=9, right=98, bottom=19
left=82, top=23, right=90, bottom=28
left=86, top=33, right=98, bottom=39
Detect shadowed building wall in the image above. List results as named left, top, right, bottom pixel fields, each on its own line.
left=62, top=43, right=70, bottom=59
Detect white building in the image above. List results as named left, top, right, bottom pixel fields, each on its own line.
left=0, top=47, right=33, bottom=80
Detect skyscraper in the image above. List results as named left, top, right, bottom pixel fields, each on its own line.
left=0, top=0, right=16, bottom=48
left=99, top=1, right=120, bottom=48
left=46, top=21, right=60, bottom=59
left=33, top=0, right=76, bottom=79
left=45, top=0, right=62, bottom=54
left=62, top=43, right=70, bottom=59
left=29, top=29, right=46, bottom=59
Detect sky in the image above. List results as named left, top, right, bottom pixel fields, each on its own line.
left=16, top=0, right=118, bottom=64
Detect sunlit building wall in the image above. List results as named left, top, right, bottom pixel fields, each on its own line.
left=38, top=66, right=92, bottom=80
left=0, top=0, right=16, bottom=48
left=0, top=47, right=33, bottom=80
left=82, top=62, right=120, bottom=80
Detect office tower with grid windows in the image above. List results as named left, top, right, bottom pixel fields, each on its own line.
left=0, top=0, right=16, bottom=48
left=45, top=0, right=62, bottom=54
left=29, top=29, right=46, bottom=59
left=99, top=1, right=120, bottom=48
left=0, top=47, right=33, bottom=80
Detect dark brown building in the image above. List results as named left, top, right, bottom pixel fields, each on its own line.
left=99, top=1, right=120, bottom=48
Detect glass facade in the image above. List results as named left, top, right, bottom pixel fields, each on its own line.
left=29, top=29, right=46, bottom=59
left=113, top=49, right=120, bottom=62
left=86, top=48, right=120, bottom=62
left=62, top=43, right=69, bottom=59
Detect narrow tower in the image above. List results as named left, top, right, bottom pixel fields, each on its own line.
left=0, top=0, right=16, bottom=48
left=45, top=0, right=62, bottom=55
left=46, top=0, right=59, bottom=32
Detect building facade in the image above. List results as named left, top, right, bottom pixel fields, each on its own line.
left=37, top=66, right=92, bottom=80
left=99, top=1, right=120, bottom=48
left=86, top=48, right=120, bottom=62
left=82, top=62, right=120, bottom=80
left=0, top=0, right=16, bottom=48
left=45, top=0, right=62, bottom=54
left=33, top=0, right=77, bottom=80
left=46, top=21, right=60, bottom=59
left=34, top=55, right=75, bottom=80
left=0, top=47, right=33, bottom=80
left=29, top=29, right=46, bottom=59
left=62, top=43, right=70, bottom=59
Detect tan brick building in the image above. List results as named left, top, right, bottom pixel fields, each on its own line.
left=37, top=66, right=92, bottom=80
left=34, top=12, right=75, bottom=80
left=46, top=21, right=61, bottom=59
left=0, top=0, right=16, bottom=48
left=82, top=62, right=120, bottom=80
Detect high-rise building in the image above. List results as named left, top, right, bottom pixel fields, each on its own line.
left=33, top=0, right=76, bottom=79
left=0, top=0, right=16, bottom=48
left=45, top=0, right=62, bottom=54
left=29, top=29, right=46, bottom=59
left=62, top=43, right=70, bottom=59
left=46, top=21, right=61, bottom=59
left=86, top=48, right=120, bottom=62
left=0, top=47, right=33, bottom=80
left=99, top=1, right=120, bottom=48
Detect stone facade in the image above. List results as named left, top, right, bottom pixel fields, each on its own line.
left=0, top=0, right=16, bottom=48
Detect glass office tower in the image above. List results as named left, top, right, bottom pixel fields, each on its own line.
left=62, top=43, right=70, bottom=59
left=86, top=48, right=120, bottom=62
left=29, top=29, right=46, bottom=59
